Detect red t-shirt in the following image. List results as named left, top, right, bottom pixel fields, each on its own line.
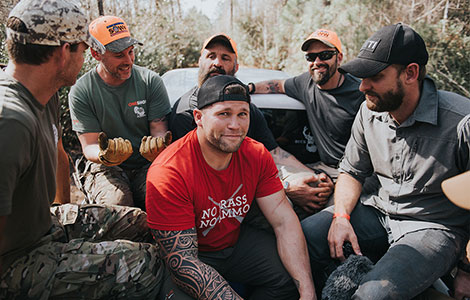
left=146, top=130, right=283, bottom=252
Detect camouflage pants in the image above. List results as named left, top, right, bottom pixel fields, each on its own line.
left=0, top=204, right=163, bottom=299
left=74, top=158, right=150, bottom=210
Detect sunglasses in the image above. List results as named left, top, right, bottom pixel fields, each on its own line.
left=305, top=50, right=337, bottom=62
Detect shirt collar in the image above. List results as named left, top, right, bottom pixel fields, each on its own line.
left=375, top=76, right=438, bottom=128
left=176, top=86, right=199, bottom=114
left=408, top=76, right=438, bottom=126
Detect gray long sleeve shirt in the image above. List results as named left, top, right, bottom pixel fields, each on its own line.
left=339, top=77, right=470, bottom=241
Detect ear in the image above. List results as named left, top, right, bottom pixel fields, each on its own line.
left=90, top=48, right=102, bottom=61
left=193, top=109, right=203, bottom=126
left=234, top=60, right=239, bottom=74
left=54, top=43, right=70, bottom=69
left=403, top=63, right=419, bottom=84
left=337, top=51, right=343, bottom=65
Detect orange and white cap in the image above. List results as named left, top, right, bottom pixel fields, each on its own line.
left=88, top=16, right=142, bottom=53
left=301, top=29, right=342, bottom=54
left=201, top=33, right=238, bottom=58
left=442, top=171, right=470, bottom=210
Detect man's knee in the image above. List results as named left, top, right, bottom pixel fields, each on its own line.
left=301, top=207, right=333, bottom=262
left=353, top=279, right=400, bottom=300
left=84, top=163, right=134, bottom=207
left=52, top=204, right=151, bottom=242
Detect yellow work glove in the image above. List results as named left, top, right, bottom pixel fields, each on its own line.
left=139, top=131, right=172, bottom=162
left=98, top=132, right=133, bottom=166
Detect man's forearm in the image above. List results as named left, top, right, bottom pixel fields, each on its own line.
left=149, top=117, right=169, bottom=137
left=270, top=146, right=313, bottom=174
left=152, top=228, right=242, bottom=300
left=274, top=211, right=316, bottom=299
left=54, top=139, right=70, bottom=204
left=333, top=173, right=362, bottom=215
left=253, top=79, right=286, bottom=94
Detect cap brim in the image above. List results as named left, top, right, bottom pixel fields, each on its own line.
left=339, top=57, right=390, bottom=78
left=106, top=36, right=143, bottom=53
left=442, top=171, right=470, bottom=210
left=301, top=38, right=335, bottom=52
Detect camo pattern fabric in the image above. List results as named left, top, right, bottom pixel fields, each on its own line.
left=50, top=203, right=153, bottom=242
left=7, top=0, right=87, bottom=46
left=6, top=0, right=106, bottom=53
left=0, top=204, right=163, bottom=299
left=75, top=159, right=149, bottom=210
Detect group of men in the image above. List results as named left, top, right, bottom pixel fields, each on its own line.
left=0, top=0, right=469, bottom=299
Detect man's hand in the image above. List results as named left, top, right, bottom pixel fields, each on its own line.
left=97, top=132, right=133, bottom=166
left=327, top=216, right=362, bottom=261
left=286, top=172, right=334, bottom=213
left=139, top=131, right=172, bottom=162
left=454, top=268, right=470, bottom=300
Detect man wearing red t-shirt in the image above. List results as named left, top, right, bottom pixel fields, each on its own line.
left=147, top=75, right=316, bottom=300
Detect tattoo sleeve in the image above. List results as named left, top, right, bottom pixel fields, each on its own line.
left=151, top=228, right=242, bottom=300
left=267, top=81, right=282, bottom=93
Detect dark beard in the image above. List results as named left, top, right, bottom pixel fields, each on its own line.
left=366, top=80, right=405, bottom=112
left=309, top=59, right=337, bottom=86
left=198, top=66, right=226, bottom=87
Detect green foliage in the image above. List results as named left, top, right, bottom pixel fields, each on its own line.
left=0, top=24, right=7, bottom=65
left=1, top=0, right=469, bottom=153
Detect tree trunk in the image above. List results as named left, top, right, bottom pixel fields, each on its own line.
left=97, top=0, right=104, bottom=15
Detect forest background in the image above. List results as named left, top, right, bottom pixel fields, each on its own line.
left=0, top=0, right=469, bottom=152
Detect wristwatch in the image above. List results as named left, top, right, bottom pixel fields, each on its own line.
left=283, top=180, right=289, bottom=190
left=248, top=82, right=256, bottom=94
left=458, top=260, right=470, bottom=273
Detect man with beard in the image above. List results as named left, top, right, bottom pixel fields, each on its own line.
left=252, top=29, right=364, bottom=183
left=147, top=75, right=316, bottom=300
left=170, top=33, right=334, bottom=218
left=69, top=15, right=171, bottom=210
left=0, top=1, right=163, bottom=298
left=301, top=23, right=470, bottom=299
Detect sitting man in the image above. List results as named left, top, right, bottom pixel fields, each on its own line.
left=301, top=23, right=470, bottom=299
left=169, top=33, right=333, bottom=216
left=69, top=15, right=171, bottom=210
left=147, top=75, right=316, bottom=299
left=0, top=0, right=162, bottom=298
left=251, top=29, right=364, bottom=183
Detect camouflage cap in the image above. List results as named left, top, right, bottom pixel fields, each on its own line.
left=6, top=0, right=104, bottom=53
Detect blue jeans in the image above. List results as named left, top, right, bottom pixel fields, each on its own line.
left=301, top=202, right=465, bottom=299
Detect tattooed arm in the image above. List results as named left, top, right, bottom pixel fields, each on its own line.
left=252, top=79, right=286, bottom=94
left=149, top=115, right=169, bottom=137
left=257, top=190, right=316, bottom=300
left=151, top=228, right=243, bottom=300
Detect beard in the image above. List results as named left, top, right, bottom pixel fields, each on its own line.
left=366, top=79, right=405, bottom=112
left=309, top=59, right=338, bottom=86
left=198, top=66, right=227, bottom=87
left=206, top=132, right=245, bottom=154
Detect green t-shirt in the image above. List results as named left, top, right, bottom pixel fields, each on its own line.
left=69, top=65, right=171, bottom=169
left=0, top=71, right=58, bottom=272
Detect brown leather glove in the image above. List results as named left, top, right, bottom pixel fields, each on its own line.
left=98, top=132, right=133, bottom=166
left=139, top=131, right=172, bottom=162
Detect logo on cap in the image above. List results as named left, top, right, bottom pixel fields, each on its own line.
left=361, top=39, right=380, bottom=52
left=107, top=22, right=129, bottom=37
left=315, top=30, right=331, bottom=38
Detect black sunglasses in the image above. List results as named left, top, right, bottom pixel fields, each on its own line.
left=305, top=50, right=337, bottom=62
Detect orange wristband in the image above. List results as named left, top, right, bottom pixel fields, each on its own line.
left=333, top=213, right=350, bottom=220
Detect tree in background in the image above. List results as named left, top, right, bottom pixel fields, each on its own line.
left=212, top=0, right=469, bottom=97
left=1, top=0, right=469, bottom=151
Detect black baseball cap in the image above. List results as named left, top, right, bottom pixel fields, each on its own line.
left=197, top=75, right=250, bottom=109
left=339, top=23, right=428, bottom=78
